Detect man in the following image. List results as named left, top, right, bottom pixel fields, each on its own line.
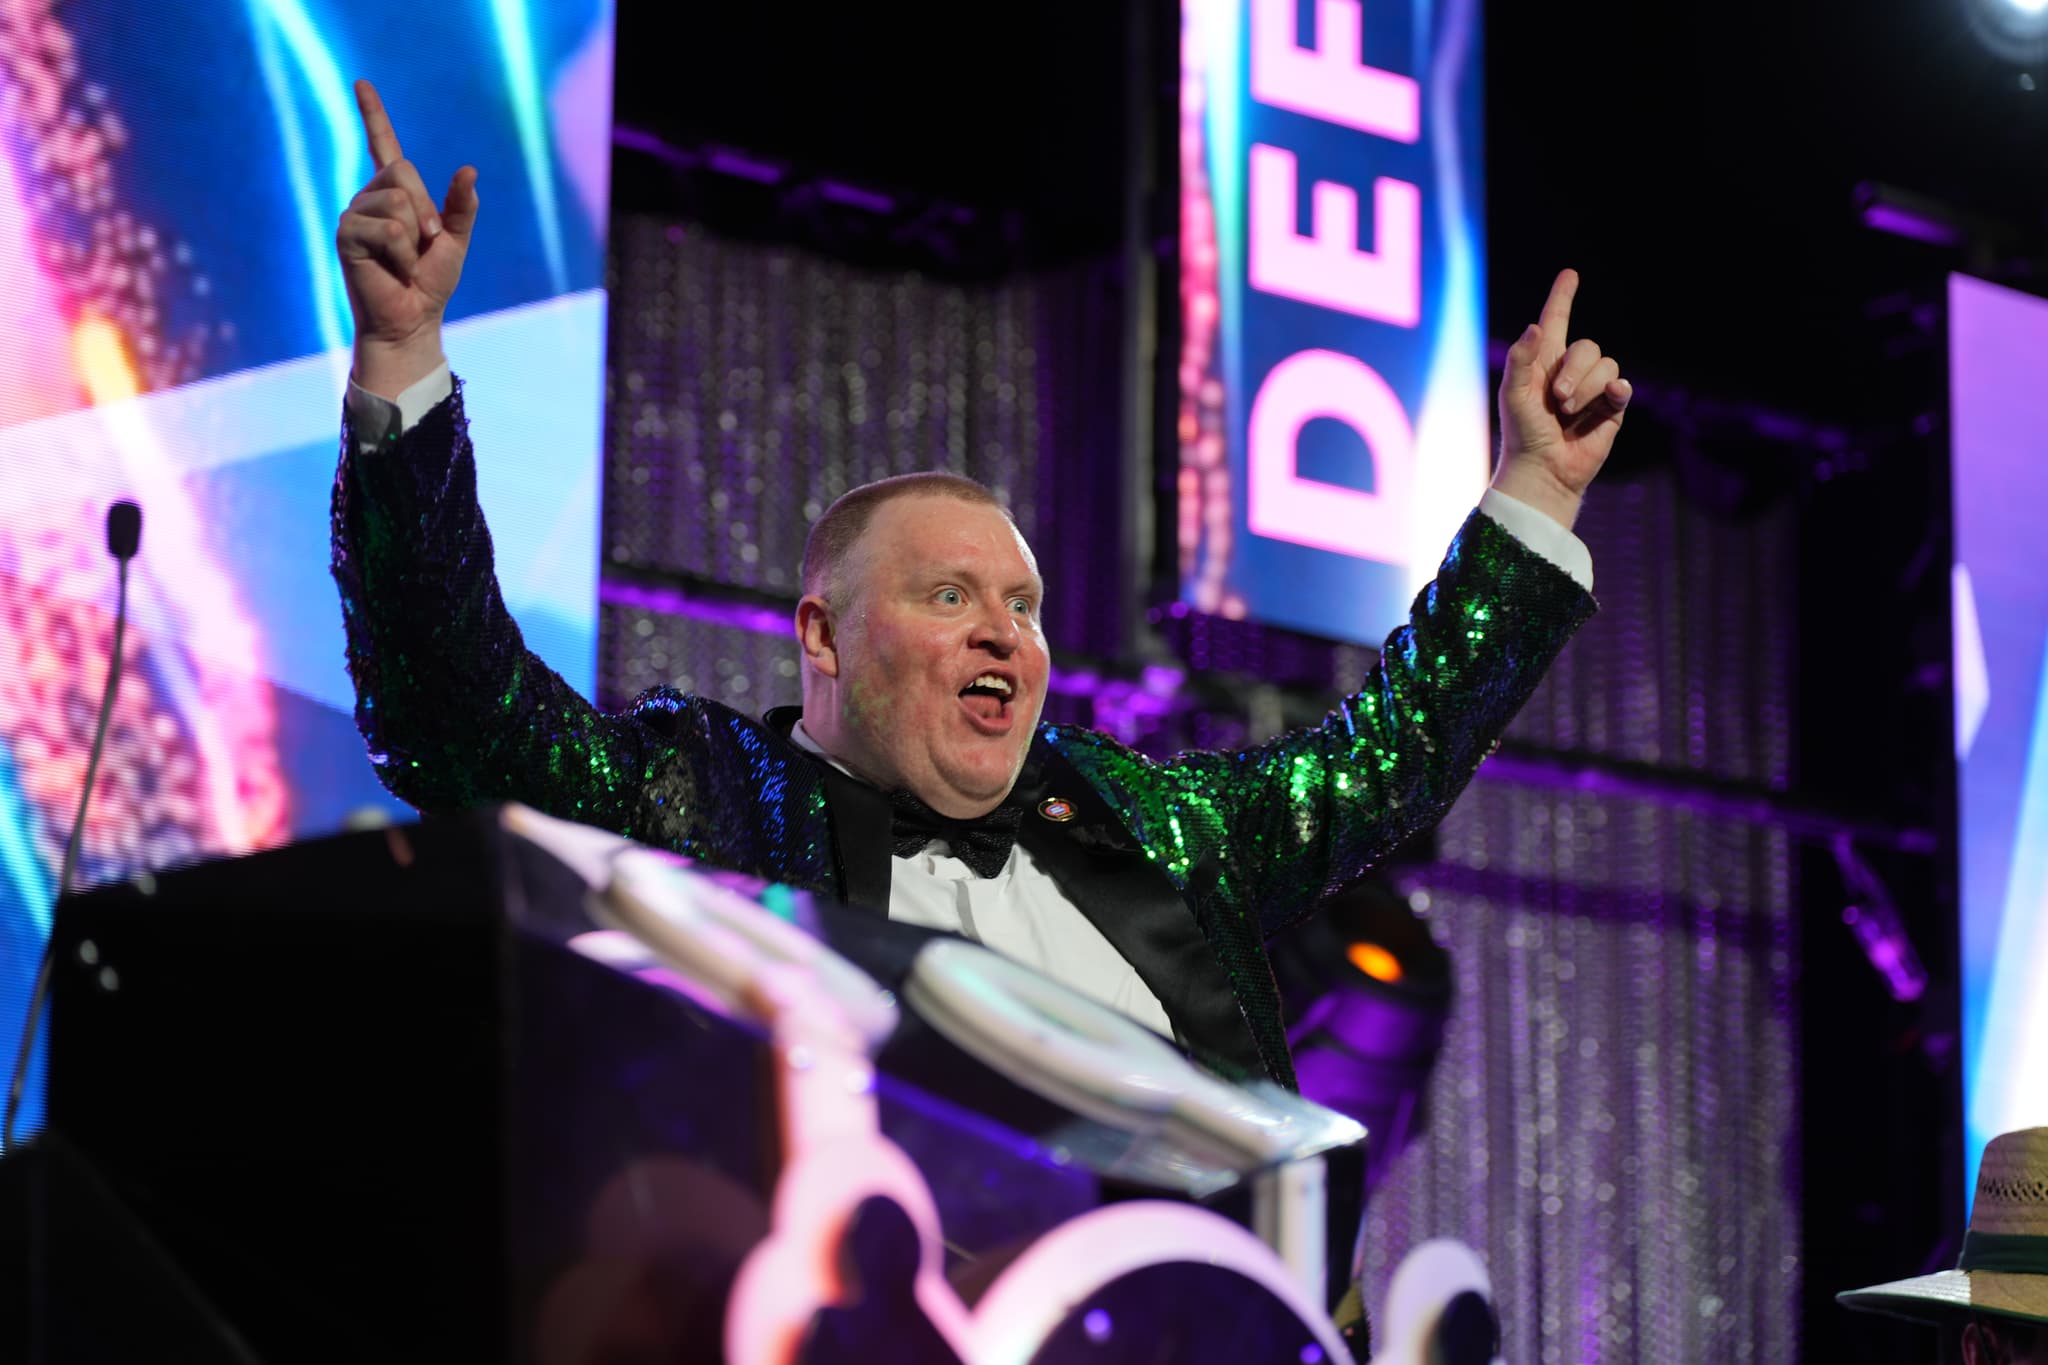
left=332, top=81, right=1629, bottom=1085
left=1839, top=1127, right=2048, bottom=1364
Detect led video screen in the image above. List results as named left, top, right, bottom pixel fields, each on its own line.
left=0, top=0, right=613, bottom=1142
left=1177, top=0, right=1490, bottom=644
left=1951, top=272, right=2048, bottom=1197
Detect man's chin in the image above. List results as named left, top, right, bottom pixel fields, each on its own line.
left=931, top=751, right=1028, bottom=811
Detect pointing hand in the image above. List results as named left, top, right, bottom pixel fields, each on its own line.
left=1492, top=270, right=1632, bottom=528
left=335, top=80, right=479, bottom=396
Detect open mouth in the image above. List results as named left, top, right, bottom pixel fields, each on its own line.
left=957, top=672, right=1016, bottom=727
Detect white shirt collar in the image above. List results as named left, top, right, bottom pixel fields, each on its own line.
left=793, top=716, right=1025, bottom=877
left=789, top=716, right=861, bottom=779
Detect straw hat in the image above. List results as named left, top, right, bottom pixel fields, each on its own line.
left=1838, top=1127, right=2048, bottom=1328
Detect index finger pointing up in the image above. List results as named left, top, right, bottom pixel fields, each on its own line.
left=354, top=79, right=403, bottom=171
left=1538, top=267, right=1580, bottom=342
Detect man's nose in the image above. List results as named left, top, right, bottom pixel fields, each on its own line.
left=969, top=602, right=1019, bottom=654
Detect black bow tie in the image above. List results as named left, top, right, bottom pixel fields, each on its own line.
left=889, top=788, right=1028, bottom=878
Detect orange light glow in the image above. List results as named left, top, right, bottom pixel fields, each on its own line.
left=1346, top=941, right=1404, bottom=983
left=72, top=311, right=140, bottom=404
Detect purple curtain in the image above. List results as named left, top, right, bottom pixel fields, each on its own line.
left=1361, top=474, right=1800, bottom=1362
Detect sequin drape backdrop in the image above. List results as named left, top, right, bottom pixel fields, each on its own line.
left=1362, top=476, right=1800, bottom=1363
left=598, top=220, right=1800, bottom=1360
left=601, top=217, right=1128, bottom=711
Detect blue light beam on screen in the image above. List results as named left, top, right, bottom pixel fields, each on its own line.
left=489, top=0, right=569, bottom=294
left=0, top=754, right=53, bottom=937
left=245, top=0, right=367, bottom=356
left=1967, top=631, right=2048, bottom=1188
left=1405, top=0, right=1490, bottom=594
left=1952, top=271, right=2048, bottom=1204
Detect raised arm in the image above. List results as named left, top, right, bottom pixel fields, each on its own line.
left=335, top=383, right=656, bottom=826
left=1079, top=273, right=1625, bottom=933
left=1154, top=508, right=1595, bottom=935
left=328, top=82, right=660, bottom=832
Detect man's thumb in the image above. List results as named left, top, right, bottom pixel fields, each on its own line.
left=441, top=166, right=480, bottom=240
left=1502, top=323, right=1541, bottom=394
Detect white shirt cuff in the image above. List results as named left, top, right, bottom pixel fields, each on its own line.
left=1478, top=487, right=1595, bottom=593
left=345, top=362, right=454, bottom=453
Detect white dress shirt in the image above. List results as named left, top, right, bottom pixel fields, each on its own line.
left=344, top=366, right=1597, bottom=1034
left=786, top=722, right=1179, bottom=1037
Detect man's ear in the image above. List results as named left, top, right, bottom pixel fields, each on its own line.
left=1960, top=1320, right=2003, bottom=1365
left=795, top=595, right=840, bottom=678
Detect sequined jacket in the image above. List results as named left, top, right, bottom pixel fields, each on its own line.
left=332, top=380, right=1595, bottom=1086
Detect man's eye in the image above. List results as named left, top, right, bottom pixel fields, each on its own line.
left=1010, top=598, right=1032, bottom=614
left=938, top=588, right=963, bottom=605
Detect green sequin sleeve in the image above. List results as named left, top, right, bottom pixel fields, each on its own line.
left=330, top=379, right=673, bottom=833
left=1060, top=512, right=1595, bottom=939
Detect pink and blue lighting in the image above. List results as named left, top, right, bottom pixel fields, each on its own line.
left=0, top=0, right=614, bottom=1149
left=1950, top=272, right=2048, bottom=1200
left=1180, top=0, right=1489, bottom=643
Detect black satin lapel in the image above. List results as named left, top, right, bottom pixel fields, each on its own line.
left=1018, top=737, right=1264, bottom=1078
left=763, top=707, right=892, bottom=917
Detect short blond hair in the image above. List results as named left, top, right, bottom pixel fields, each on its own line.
left=800, top=472, right=1008, bottom=610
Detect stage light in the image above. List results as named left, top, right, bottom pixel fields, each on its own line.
left=1834, top=839, right=1928, bottom=1005
left=1964, top=0, right=2048, bottom=62
left=1270, top=877, right=1451, bottom=1186
left=1346, top=940, right=1403, bottom=984
left=1855, top=182, right=1966, bottom=248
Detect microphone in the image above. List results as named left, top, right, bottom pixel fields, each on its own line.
left=2, top=500, right=143, bottom=1150
left=107, top=500, right=141, bottom=559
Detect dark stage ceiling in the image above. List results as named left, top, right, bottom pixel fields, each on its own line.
left=614, top=0, right=2048, bottom=428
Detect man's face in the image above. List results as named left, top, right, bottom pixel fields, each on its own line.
left=817, top=495, right=1049, bottom=818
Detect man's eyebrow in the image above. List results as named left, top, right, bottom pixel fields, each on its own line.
left=929, top=567, right=1045, bottom=597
